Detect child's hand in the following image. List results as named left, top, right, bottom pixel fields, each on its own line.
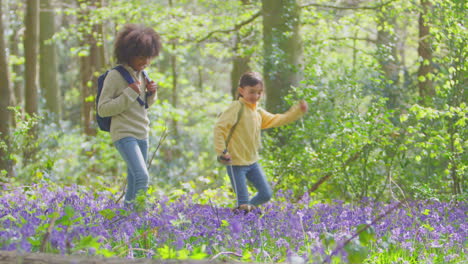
left=217, top=153, right=232, bottom=165
left=299, top=100, right=308, bottom=113
left=129, top=81, right=141, bottom=94
left=146, top=80, right=158, bottom=93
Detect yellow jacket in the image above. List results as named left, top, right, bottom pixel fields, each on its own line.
left=214, top=97, right=304, bottom=166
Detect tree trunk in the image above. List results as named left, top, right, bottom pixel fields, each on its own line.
left=80, top=52, right=93, bottom=135
left=262, top=0, right=302, bottom=113
left=23, top=0, right=40, bottom=165
left=0, top=0, right=15, bottom=177
left=230, top=32, right=251, bottom=100
left=417, top=0, right=434, bottom=106
left=10, top=30, right=22, bottom=112
left=40, top=0, right=61, bottom=122
left=7, top=1, right=21, bottom=114
left=89, top=20, right=107, bottom=135
left=79, top=0, right=106, bottom=136
left=170, top=41, right=178, bottom=136
left=376, top=6, right=400, bottom=110
left=24, top=0, right=40, bottom=116
left=169, top=0, right=179, bottom=137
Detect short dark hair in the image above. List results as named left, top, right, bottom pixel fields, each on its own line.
left=239, top=71, right=263, bottom=88
left=114, top=24, right=162, bottom=64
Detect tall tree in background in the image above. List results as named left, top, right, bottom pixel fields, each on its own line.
left=262, top=0, right=302, bottom=113
left=168, top=0, right=179, bottom=137
left=8, top=1, right=23, bottom=113
left=376, top=4, right=400, bottom=110
left=0, top=0, right=15, bottom=176
left=78, top=0, right=106, bottom=135
left=40, top=0, right=61, bottom=122
left=24, top=0, right=40, bottom=116
left=417, top=0, right=434, bottom=106
left=231, top=31, right=251, bottom=99
left=230, top=0, right=258, bottom=99
left=22, top=0, right=40, bottom=166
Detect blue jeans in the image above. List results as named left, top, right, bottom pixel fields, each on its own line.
left=226, top=162, right=272, bottom=206
left=114, top=137, right=149, bottom=204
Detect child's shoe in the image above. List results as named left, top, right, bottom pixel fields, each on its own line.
left=232, top=204, right=261, bottom=215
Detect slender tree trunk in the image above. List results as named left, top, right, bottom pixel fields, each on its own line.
left=78, top=0, right=105, bottom=135
left=170, top=41, right=178, bottom=136
left=231, top=32, right=251, bottom=100
left=197, top=64, right=203, bottom=91
left=0, top=0, right=15, bottom=177
left=10, top=31, right=22, bottom=112
left=23, top=0, right=39, bottom=165
left=78, top=5, right=93, bottom=136
left=89, top=6, right=106, bottom=135
left=376, top=6, right=400, bottom=110
left=40, top=0, right=61, bottom=122
left=24, top=0, right=40, bottom=116
left=262, top=0, right=302, bottom=113
left=22, top=0, right=40, bottom=166
left=417, top=0, right=434, bottom=106
left=80, top=53, right=93, bottom=135
left=169, top=0, right=178, bottom=137
left=6, top=1, right=21, bottom=114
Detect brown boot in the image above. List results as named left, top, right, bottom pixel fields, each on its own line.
left=232, top=204, right=257, bottom=214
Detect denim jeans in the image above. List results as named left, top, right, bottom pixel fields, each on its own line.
left=226, top=162, right=272, bottom=206
left=114, top=137, right=149, bottom=204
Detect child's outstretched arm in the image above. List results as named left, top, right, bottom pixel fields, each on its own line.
left=260, top=100, right=308, bottom=129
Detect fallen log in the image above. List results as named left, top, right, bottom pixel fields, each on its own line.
left=0, top=250, right=214, bottom=264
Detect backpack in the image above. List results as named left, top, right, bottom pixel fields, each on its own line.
left=96, top=65, right=152, bottom=132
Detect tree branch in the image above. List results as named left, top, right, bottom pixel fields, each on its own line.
left=301, top=0, right=397, bottom=10
left=196, top=11, right=261, bottom=43
left=327, top=36, right=376, bottom=43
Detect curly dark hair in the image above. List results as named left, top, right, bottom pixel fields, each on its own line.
left=114, top=24, right=162, bottom=64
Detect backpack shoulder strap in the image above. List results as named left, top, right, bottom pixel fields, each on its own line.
left=114, top=65, right=147, bottom=107
left=142, top=70, right=152, bottom=83
left=224, top=101, right=244, bottom=152
left=114, top=65, right=135, bottom=84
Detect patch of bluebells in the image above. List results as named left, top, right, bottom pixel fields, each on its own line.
left=0, top=184, right=466, bottom=263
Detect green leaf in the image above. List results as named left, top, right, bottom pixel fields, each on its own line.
left=56, top=206, right=75, bottom=226
left=157, top=245, right=176, bottom=259
left=189, top=245, right=208, bottom=260
left=75, top=235, right=101, bottom=251
left=399, top=114, right=409, bottom=123
left=221, top=219, right=229, bottom=227
left=85, top=95, right=95, bottom=103
left=99, top=209, right=116, bottom=220
left=357, top=224, right=375, bottom=246
left=344, top=241, right=368, bottom=264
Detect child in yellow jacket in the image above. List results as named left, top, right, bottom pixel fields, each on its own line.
left=214, top=72, right=308, bottom=212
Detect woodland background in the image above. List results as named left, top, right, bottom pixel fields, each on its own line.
left=0, top=0, right=466, bottom=203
